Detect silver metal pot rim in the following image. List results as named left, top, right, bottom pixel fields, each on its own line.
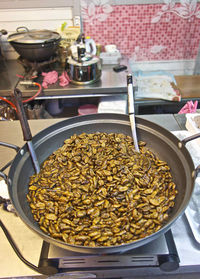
left=67, top=55, right=100, bottom=66
left=8, top=29, right=61, bottom=44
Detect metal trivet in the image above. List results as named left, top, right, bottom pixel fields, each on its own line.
left=17, top=55, right=59, bottom=79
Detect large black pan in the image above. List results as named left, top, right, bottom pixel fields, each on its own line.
left=7, top=27, right=61, bottom=62
left=0, top=113, right=199, bottom=254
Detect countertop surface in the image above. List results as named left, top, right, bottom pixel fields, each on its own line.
left=0, top=114, right=200, bottom=278
left=1, top=59, right=200, bottom=104
left=0, top=59, right=128, bottom=98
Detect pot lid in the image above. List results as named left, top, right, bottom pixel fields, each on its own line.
left=8, top=28, right=61, bottom=44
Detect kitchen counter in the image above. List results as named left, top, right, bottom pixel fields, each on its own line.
left=0, top=59, right=128, bottom=98
left=1, top=114, right=200, bottom=278
left=1, top=59, right=200, bottom=106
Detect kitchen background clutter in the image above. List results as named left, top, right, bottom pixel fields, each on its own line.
left=0, top=0, right=200, bottom=119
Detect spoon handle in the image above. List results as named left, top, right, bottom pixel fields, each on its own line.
left=127, top=74, right=140, bottom=152
left=14, top=87, right=40, bottom=174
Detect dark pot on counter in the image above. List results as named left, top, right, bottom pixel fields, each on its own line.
left=7, top=27, right=61, bottom=62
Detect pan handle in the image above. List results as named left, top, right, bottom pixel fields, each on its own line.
left=196, top=165, right=200, bottom=176
left=0, top=142, right=20, bottom=152
left=0, top=141, right=20, bottom=180
left=181, top=133, right=200, bottom=145
left=179, top=133, right=200, bottom=177
left=14, top=88, right=32, bottom=141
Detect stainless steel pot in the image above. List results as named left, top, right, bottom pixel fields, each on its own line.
left=7, top=27, right=61, bottom=62
left=66, top=55, right=102, bottom=85
left=0, top=113, right=200, bottom=255
left=66, top=33, right=101, bottom=85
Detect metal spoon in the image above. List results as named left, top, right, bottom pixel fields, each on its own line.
left=127, top=74, right=151, bottom=171
left=127, top=74, right=140, bottom=152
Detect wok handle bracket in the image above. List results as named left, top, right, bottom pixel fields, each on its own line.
left=179, top=133, right=200, bottom=177
left=181, top=132, right=200, bottom=145
left=0, top=141, right=20, bottom=180
left=0, top=141, right=20, bottom=152
left=195, top=164, right=200, bottom=177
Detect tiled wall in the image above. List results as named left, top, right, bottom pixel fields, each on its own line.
left=82, top=2, right=200, bottom=62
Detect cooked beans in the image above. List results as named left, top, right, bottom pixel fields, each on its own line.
left=27, top=132, right=178, bottom=247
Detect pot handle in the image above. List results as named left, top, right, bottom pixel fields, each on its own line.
left=196, top=165, right=200, bottom=176
left=85, top=38, right=97, bottom=55
left=181, top=133, right=200, bottom=145
left=179, top=133, right=200, bottom=177
left=0, top=29, right=7, bottom=36
left=16, top=26, right=29, bottom=33
left=0, top=141, right=20, bottom=180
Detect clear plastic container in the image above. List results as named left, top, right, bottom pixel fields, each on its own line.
left=100, top=51, right=121, bottom=65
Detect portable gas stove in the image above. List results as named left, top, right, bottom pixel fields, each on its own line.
left=17, top=55, right=60, bottom=80
left=36, top=229, right=179, bottom=277
left=34, top=214, right=200, bottom=278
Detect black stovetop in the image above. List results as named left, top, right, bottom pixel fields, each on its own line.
left=35, top=229, right=179, bottom=276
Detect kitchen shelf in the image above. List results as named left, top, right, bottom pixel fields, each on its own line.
left=1, top=59, right=200, bottom=116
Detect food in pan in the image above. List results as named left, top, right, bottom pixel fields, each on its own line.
left=27, top=132, right=178, bottom=247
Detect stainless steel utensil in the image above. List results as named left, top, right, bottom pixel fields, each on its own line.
left=127, top=74, right=140, bottom=152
